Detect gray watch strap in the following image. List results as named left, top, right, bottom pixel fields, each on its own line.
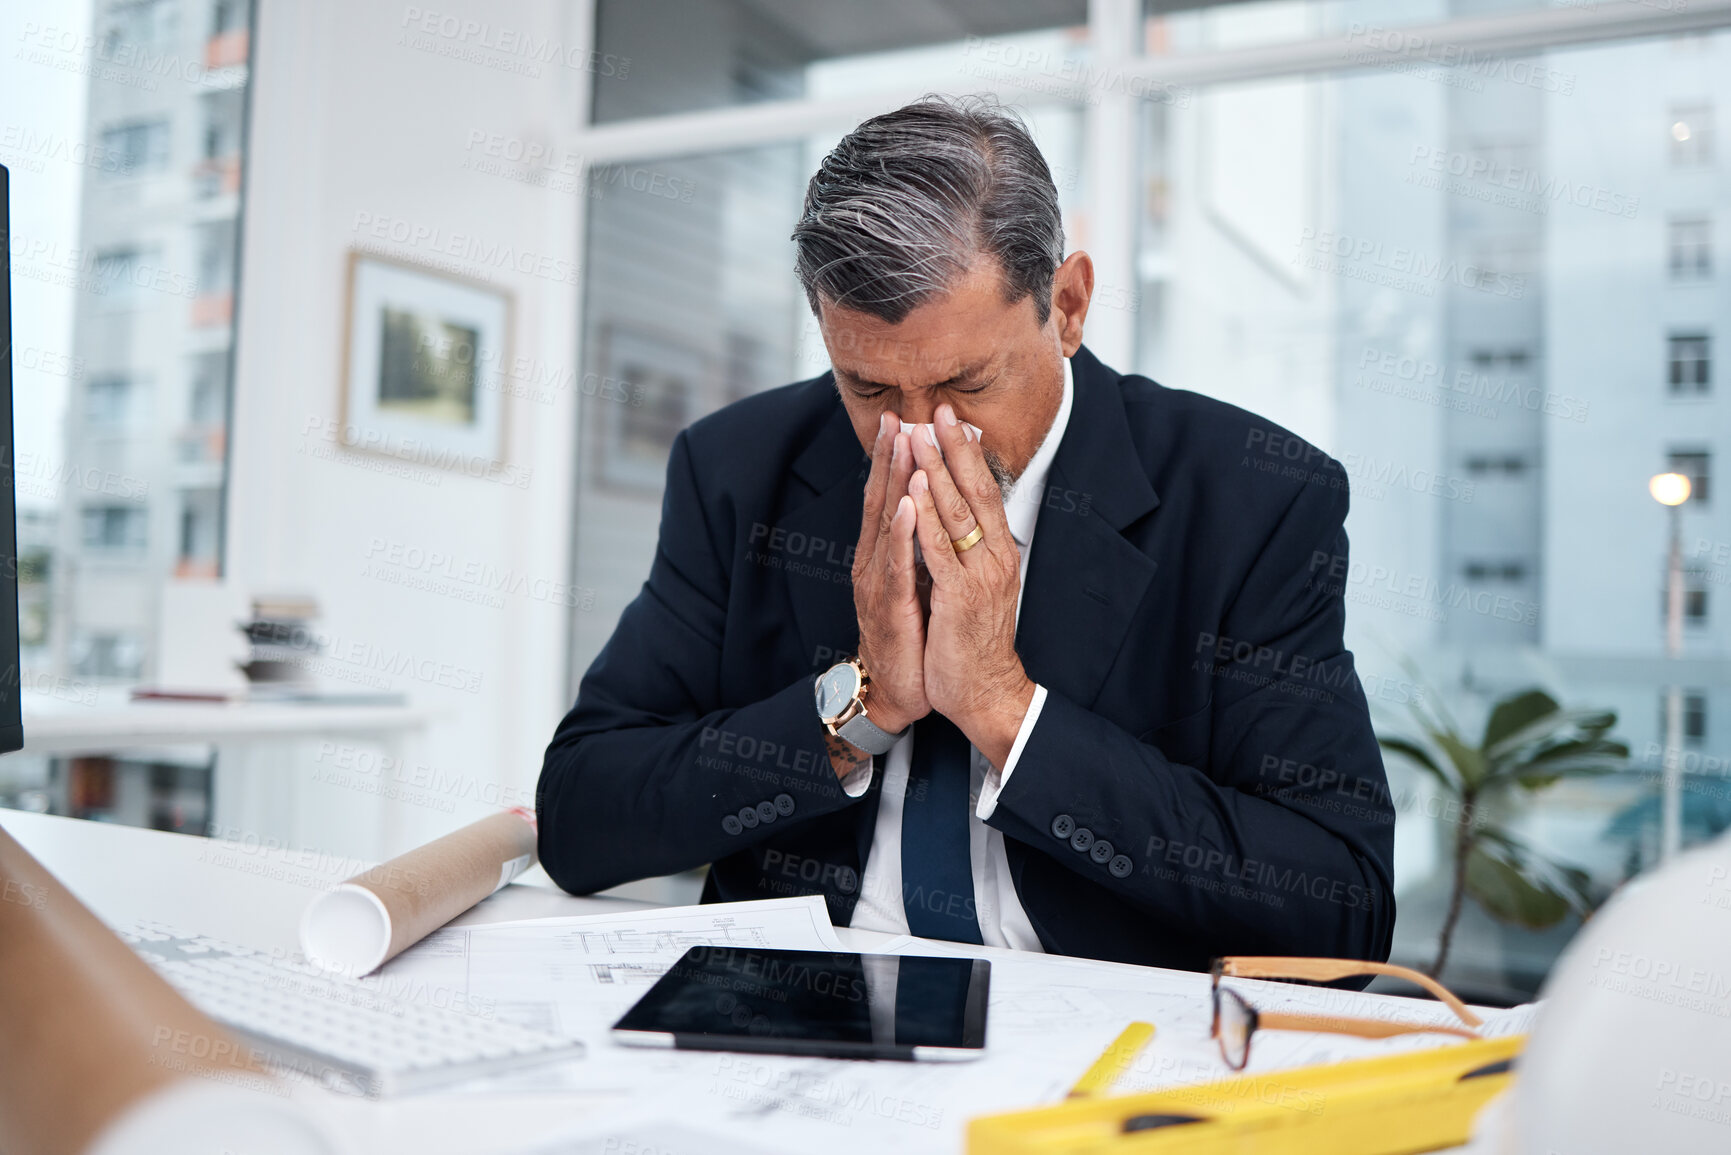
left=836, top=711, right=902, bottom=756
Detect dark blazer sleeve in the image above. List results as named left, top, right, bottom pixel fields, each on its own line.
left=988, top=466, right=1396, bottom=963
left=536, top=430, right=858, bottom=895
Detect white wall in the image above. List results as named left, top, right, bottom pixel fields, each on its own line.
left=226, top=0, right=585, bottom=855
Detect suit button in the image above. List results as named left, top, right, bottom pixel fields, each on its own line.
left=722, top=815, right=743, bottom=836
left=774, top=793, right=796, bottom=816
left=1051, top=814, right=1075, bottom=839
left=1090, top=839, right=1114, bottom=865
left=1109, top=855, right=1133, bottom=879
left=755, top=801, right=778, bottom=824
left=1070, top=827, right=1094, bottom=853
left=738, top=806, right=760, bottom=829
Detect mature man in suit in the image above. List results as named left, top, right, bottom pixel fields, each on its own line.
left=538, top=97, right=1395, bottom=972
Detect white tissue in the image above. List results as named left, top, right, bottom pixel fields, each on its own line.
left=900, top=419, right=985, bottom=453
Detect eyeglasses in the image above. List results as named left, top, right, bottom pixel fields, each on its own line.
left=1208, top=956, right=1483, bottom=1071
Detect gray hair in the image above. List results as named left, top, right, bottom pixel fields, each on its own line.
left=792, top=95, right=1065, bottom=325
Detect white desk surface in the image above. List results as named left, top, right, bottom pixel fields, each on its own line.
left=3, top=809, right=1503, bottom=1154
left=20, top=691, right=433, bottom=756
left=1, top=808, right=907, bottom=1153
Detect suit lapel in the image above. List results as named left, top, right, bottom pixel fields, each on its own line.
left=781, top=390, right=868, bottom=667
left=776, top=388, right=884, bottom=893
left=1015, top=348, right=1161, bottom=709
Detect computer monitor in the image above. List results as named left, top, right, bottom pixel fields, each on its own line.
left=0, top=164, right=24, bottom=753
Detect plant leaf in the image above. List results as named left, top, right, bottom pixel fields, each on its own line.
left=1437, top=731, right=1488, bottom=791
left=1486, top=707, right=1615, bottom=764
left=1483, top=689, right=1560, bottom=750
left=1465, top=846, right=1574, bottom=930
left=1378, top=737, right=1453, bottom=788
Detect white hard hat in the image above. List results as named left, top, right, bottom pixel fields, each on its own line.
left=1497, top=829, right=1731, bottom=1153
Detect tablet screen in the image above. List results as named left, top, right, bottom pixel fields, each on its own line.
left=612, top=947, right=990, bottom=1060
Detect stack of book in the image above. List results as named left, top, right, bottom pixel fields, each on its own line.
left=238, top=593, right=322, bottom=685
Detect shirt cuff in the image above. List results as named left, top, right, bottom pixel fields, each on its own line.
left=976, top=683, right=1047, bottom=820
left=839, top=758, right=875, bottom=798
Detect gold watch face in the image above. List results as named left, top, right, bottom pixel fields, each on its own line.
left=815, top=662, right=862, bottom=722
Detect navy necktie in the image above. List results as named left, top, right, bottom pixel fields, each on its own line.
left=900, top=713, right=984, bottom=944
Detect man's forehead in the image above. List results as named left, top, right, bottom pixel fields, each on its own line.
left=827, top=332, right=980, bottom=388
left=820, top=285, right=1018, bottom=387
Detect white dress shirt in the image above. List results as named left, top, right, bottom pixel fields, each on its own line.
left=86, top=1080, right=338, bottom=1155
left=842, top=356, right=1075, bottom=951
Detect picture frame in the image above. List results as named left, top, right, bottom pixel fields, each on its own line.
left=590, top=322, right=716, bottom=495
left=339, top=250, right=512, bottom=469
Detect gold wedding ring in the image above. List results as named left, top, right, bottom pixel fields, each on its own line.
left=951, top=525, right=985, bottom=554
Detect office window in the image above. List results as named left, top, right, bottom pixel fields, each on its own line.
left=1668, top=449, right=1711, bottom=504
left=1668, top=216, right=1713, bottom=280
left=99, top=119, right=171, bottom=177
left=589, top=0, right=1088, bottom=122
left=81, top=506, right=149, bottom=552
left=1671, top=104, right=1715, bottom=166
left=1668, top=333, right=1711, bottom=394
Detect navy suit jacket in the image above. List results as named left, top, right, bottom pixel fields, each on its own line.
left=538, top=346, right=1396, bottom=972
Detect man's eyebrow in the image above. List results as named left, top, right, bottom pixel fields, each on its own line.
left=837, top=364, right=987, bottom=392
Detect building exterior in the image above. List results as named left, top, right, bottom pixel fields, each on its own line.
left=55, top=0, right=250, bottom=682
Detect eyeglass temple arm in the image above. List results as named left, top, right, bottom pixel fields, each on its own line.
left=1255, top=1010, right=1481, bottom=1041
left=1218, top=957, right=1484, bottom=1028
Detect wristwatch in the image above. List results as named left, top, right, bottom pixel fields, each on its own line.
left=815, top=656, right=904, bottom=755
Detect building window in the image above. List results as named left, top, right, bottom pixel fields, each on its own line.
left=103, top=0, right=178, bottom=55
left=99, top=119, right=170, bottom=177
left=92, top=246, right=160, bottom=310
left=1668, top=449, right=1711, bottom=504
left=1663, top=567, right=1711, bottom=625
left=1668, top=216, right=1713, bottom=280
left=1687, top=693, right=1708, bottom=744
left=1671, top=104, right=1715, bottom=166
left=1657, top=691, right=1709, bottom=747
left=84, top=376, right=132, bottom=427
left=1668, top=333, right=1711, bottom=394
left=1464, top=561, right=1528, bottom=582
left=81, top=505, right=148, bottom=551
left=1468, top=348, right=1533, bottom=372
left=1463, top=454, right=1530, bottom=477
left=71, top=633, right=144, bottom=681
left=212, top=0, right=243, bottom=36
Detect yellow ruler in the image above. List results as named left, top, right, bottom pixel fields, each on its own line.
left=968, top=1034, right=1522, bottom=1155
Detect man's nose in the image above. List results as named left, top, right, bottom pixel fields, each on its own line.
left=896, top=395, right=936, bottom=426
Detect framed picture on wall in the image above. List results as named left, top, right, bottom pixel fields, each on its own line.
left=591, top=322, right=714, bottom=495
left=340, top=251, right=512, bottom=467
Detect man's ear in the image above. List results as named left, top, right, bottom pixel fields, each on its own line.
left=1050, top=251, right=1094, bottom=357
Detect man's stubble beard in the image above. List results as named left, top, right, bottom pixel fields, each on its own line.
left=982, top=445, right=1015, bottom=505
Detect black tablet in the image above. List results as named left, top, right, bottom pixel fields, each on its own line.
left=612, top=947, right=990, bottom=1061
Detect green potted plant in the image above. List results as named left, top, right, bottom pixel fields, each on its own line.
left=1380, top=686, right=1628, bottom=977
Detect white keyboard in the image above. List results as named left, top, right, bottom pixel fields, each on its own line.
left=122, top=921, right=583, bottom=1097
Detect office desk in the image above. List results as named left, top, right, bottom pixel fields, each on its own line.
left=3, top=808, right=1507, bottom=1154
left=19, top=690, right=434, bottom=861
